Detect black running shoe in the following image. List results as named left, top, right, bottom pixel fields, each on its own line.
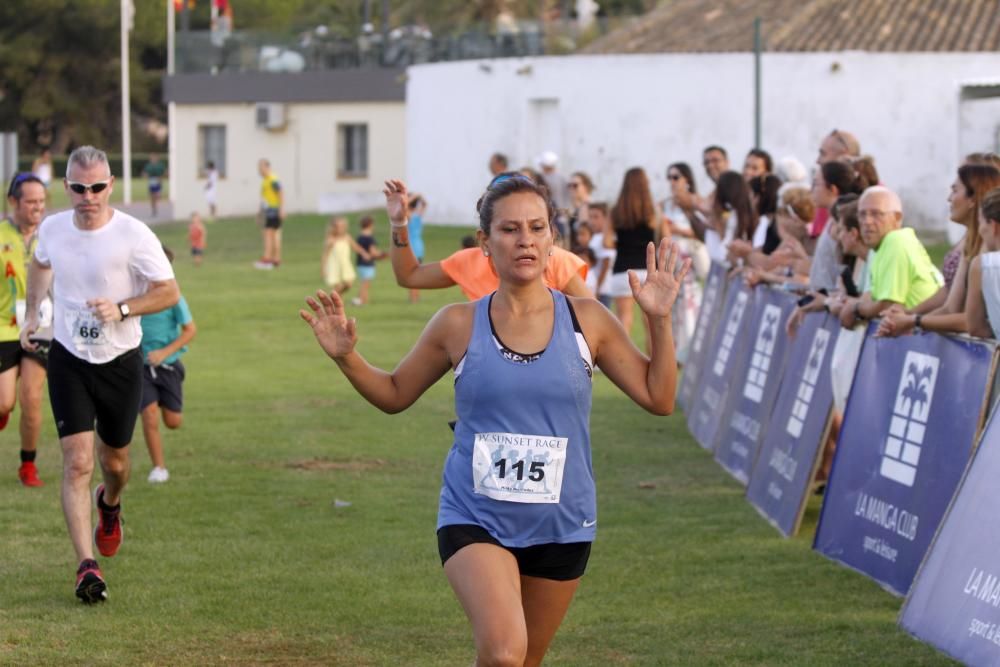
left=75, top=559, right=108, bottom=604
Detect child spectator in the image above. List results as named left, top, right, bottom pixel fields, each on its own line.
left=352, top=216, right=386, bottom=306
left=322, top=217, right=367, bottom=294
left=573, top=244, right=598, bottom=296
left=189, top=212, right=206, bottom=267
left=407, top=194, right=427, bottom=303
left=140, top=246, right=197, bottom=483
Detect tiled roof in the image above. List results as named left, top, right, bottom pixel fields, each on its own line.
left=583, top=0, right=1000, bottom=54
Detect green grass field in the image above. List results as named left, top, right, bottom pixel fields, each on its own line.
left=0, top=213, right=956, bottom=666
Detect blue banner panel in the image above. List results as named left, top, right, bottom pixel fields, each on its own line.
left=746, top=313, right=839, bottom=536
left=687, top=279, right=754, bottom=450
left=714, top=287, right=798, bottom=485
left=677, top=262, right=729, bottom=413
left=814, top=323, right=996, bottom=595
left=900, top=405, right=1000, bottom=666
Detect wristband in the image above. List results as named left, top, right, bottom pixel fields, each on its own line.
left=914, top=314, right=923, bottom=332
left=390, top=218, right=409, bottom=228
left=853, top=302, right=863, bottom=320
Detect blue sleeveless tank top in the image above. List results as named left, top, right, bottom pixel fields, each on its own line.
left=437, top=289, right=596, bottom=546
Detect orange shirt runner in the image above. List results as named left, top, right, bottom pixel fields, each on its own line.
left=439, top=247, right=588, bottom=300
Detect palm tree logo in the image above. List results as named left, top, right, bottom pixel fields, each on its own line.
left=761, top=311, right=778, bottom=347
left=899, top=362, right=935, bottom=421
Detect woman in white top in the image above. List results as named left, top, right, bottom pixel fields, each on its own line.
left=969, top=187, right=1000, bottom=338
left=661, top=162, right=710, bottom=279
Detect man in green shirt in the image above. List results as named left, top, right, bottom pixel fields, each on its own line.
left=839, top=186, right=942, bottom=328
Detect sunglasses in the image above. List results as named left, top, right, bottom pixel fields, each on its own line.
left=488, top=172, right=535, bottom=190
left=67, top=180, right=111, bottom=195
left=668, top=173, right=683, bottom=181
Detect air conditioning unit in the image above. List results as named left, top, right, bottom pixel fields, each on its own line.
left=255, top=103, right=286, bottom=131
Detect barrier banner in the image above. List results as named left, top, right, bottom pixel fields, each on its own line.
left=677, top=262, right=728, bottom=413
left=687, top=278, right=753, bottom=450
left=814, top=323, right=997, bottom=595
left=713, top=286, right=798, bottom=484
left=900, top=407, right=1000, bottom=666
left=746, top=312, right=839, bottom=536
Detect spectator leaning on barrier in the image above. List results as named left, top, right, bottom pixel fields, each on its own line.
left=810, top=131, right=862, bottom=288
left=807, top=159, right=872, bottom=292
left=937, top=153, right=1000, bottom=294
left=967, top=187, right=1000, bottom=339
left=878, top=165, right=1000, bottom=338
left=838, top=186, right=943, bottom=330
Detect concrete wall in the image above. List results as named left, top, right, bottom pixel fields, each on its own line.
left=406, top=52, right=1000, bottom=242
left=171, top=101, right=405, bottom=218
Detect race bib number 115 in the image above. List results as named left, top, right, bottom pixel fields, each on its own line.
left=472, top=432, right=568, bottom=504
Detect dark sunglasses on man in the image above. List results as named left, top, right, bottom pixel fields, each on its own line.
left=66, top=180, right=111, bottom=195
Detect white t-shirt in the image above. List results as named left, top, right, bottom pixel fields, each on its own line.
left=751, top=215, right=770, bottom=249
left=205, top=168, right=218, bottom=203
left=704, top=213, right=736, bottom=264
left=589, top=233, right=616, bottom=297
left=34, top=209, right=175, bottom=363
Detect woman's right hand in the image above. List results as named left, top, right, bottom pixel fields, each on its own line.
left=300, top=290, right=358, bottom=359
left=383, top=179, right=409, bottom=225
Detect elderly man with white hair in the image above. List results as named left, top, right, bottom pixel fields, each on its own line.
left=838, top=186, right=943, bottom=329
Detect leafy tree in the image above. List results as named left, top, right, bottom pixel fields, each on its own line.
left=0, top=0, right=165, bottom=153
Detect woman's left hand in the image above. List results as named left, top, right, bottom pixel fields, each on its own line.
left=629, top=240, right=691, bottom=318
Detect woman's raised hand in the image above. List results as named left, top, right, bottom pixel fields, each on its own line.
left=629, top=239, right=691, bottom=318
left=383, top=179, right=409, bottom=225
left=300, top=290, right=358, bottom=359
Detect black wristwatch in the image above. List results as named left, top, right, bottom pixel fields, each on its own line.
left=853, top=302, right=864, bottom=321
left=117, top=302, right=131, bottom=320
left=914, top=314, right=923, bottom=333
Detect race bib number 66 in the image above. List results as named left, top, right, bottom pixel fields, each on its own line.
left=67, top=306, right=107, bottom=349
left=472, top=432, right=568, bottom=504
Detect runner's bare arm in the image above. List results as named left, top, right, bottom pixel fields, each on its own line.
left=20, top=257, right=54, bottom=351
left=301, top=290, right=463, bottom=413
left=384, top=178, right=457, bottom=289
left=576, top=241, right=690, bottom=415
left=89, top=279, right=180, bottom=323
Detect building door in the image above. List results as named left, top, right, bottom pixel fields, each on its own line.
left=526, top=98, right=562, bottom=167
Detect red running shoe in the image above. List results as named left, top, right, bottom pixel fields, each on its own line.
left=18, top=461, right=43, bottom=487
left=75, top=559, right=107, bottom=603
left=94, top=485, right=124, bottom=557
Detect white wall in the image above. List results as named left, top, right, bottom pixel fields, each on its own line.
left=171, top=101, right=405, bottom=218
left=406, top=52, right=1000, bottom=241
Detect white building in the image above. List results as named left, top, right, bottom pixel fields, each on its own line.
left=163, top=68, right=406, bottom=218
left=405, top=1, right=1000, bottom=241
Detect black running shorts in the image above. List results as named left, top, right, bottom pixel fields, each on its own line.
left=0, top=340, right=21, bottom=372
left=264, top=208, right=282, bottom=229
left=140, top=361, right=185, bottom=413
left=47, top=341, right=143, bottom=448
left=437, top=524, right=592, bottom=581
